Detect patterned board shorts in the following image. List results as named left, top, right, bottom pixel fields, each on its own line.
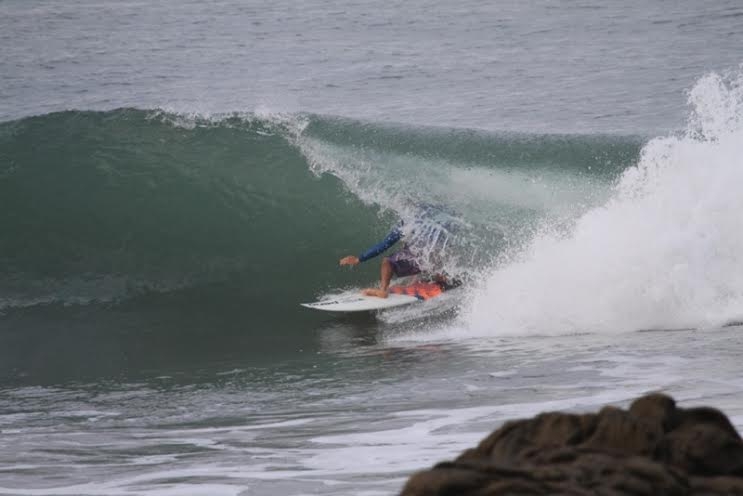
left=388, top=247, right=421, bottom=277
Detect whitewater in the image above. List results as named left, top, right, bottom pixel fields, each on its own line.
left=465, top=71, right=743, bottom=336
left=2, top=1, right=743, bottom=495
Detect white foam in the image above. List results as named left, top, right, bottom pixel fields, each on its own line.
left=463, top=69, right=743, bottom=336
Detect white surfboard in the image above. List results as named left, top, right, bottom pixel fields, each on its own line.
left=301, top=292, right=420, bottom=312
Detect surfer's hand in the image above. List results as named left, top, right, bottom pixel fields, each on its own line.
left=339, top=255, right=360, bottom=266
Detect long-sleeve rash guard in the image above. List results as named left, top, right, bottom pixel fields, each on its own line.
left=358, top=228, right=403, bottom=262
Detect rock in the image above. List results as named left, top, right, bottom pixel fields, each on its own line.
left=400, top=393, right=743, bottom=495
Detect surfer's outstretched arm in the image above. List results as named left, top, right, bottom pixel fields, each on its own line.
left=339, top=228, right=402, bottom=266
left=358, top=228, right=402, bottom=262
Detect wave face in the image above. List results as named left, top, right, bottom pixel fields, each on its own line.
left=0, top=110, right=642, bottom=314
left=465, top=69, right=743, bottom=336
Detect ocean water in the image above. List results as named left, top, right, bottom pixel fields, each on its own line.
left=1, top=1, right=743, bottom=494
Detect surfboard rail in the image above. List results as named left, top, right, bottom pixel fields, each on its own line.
left=300, top=293, right=420, bottom=312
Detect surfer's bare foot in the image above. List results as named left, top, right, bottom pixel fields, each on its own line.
left=362, top=288, right=388, bottom=298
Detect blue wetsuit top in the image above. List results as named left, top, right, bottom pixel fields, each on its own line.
left=358, top=228, right=402, bottom=262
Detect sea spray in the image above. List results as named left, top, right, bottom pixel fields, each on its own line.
left=465, top=69, right=743, bottom=336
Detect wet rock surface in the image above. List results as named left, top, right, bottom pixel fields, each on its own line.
left=401, top=394, right=743, bottom=495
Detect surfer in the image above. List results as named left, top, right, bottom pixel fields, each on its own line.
left=339, top=204, right=460, bottom=298
left=339, top=225, right=419, bottom=298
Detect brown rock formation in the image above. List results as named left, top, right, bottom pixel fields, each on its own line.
left=401, top=393, right=743, bottom=495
